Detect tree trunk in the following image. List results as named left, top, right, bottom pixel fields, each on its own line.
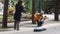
left=38, top=0, right=41, bottom=13
left=54, top=0, right=59, bottom=21
left=2, top=0, right=9, bottom=28
left=32, top=0, right=36, bottom=24
left=54, top=9, right=59, bottom=21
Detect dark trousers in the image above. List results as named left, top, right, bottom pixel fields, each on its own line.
left=14, top=21, right=20, bottom=30
left=37, top=20, right=44, bottom=27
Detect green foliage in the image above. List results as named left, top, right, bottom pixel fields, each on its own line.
left=35, top=0, right=56, bottom=11
left=9, top=0, right=32, bottom=13
left=44, top=0, right=55, bottom=10
left=9, top=0, right=18, bottom=6
left=23, top=0, right=32, bottom=13
left=0, top=0, right=4, bottom=3
left=0, top=0, right=55, bottom=13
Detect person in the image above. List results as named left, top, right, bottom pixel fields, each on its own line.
left=14, top=0, right=23, bottom=30
left=34, top=13, right=48, bottom=32
left=34, top=13, right=46, bottom=27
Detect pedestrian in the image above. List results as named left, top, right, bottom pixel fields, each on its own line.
left=34, top=13, right=46, bottom=27
left=14, top=0, right=23, bottom=30
left=34, top=13, right=48, bottom=32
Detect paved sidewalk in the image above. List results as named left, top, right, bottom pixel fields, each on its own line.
left=0, top=14, right=60, bottom=34
left=0, top=20, right=60, bottom=34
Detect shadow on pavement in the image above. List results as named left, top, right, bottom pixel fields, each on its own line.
left=34, top=28, right=46, bottom=32
left=0, top=29, right=13, bottom=32
left=0, top=27, right=14, bottom=32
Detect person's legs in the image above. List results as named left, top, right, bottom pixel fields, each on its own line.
left=16, top=21, right=20, bottom=30
left=39, top=21, right=43, bottom=26
left=14, top=21, right=17, bottom=30
left=37, top=21, right=43, bottom=27
left=37, top=21, right=40, bottom=27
